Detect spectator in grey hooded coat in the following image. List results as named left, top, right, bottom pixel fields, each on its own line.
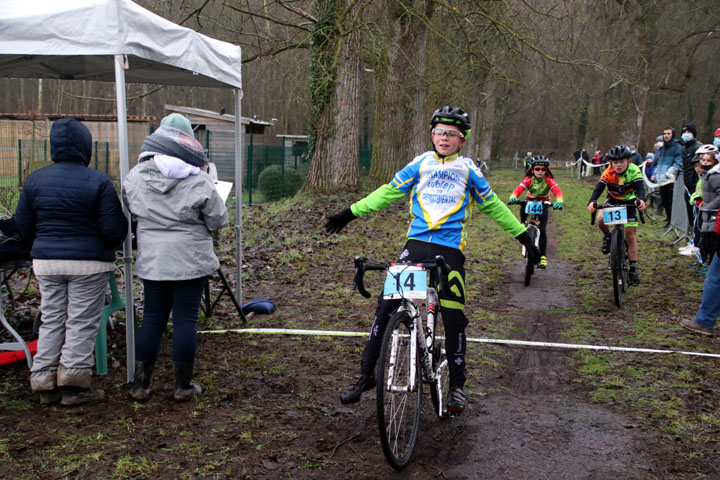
left=123, top=114, right=228, bottom=403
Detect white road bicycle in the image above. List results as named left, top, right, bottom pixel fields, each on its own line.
left=353, top=255, right=452, bottom=470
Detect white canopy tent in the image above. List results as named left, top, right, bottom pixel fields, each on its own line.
left=0, top=0, right=245, bottom=381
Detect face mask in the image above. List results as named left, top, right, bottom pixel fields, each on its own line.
left=681, top=133, right=693, bottom=142
left=714, top=138, right=720, bottom=147
left=701, top=164, right=714, bottom=171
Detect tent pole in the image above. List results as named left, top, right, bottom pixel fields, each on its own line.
left=114, top=55, right=135, bottom=383
left=234, top=89, right=244, bottom=306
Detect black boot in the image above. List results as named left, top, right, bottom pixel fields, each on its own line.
left=60, top=386, right=106, bottom=406
left=173, top=362, right=202, bottom=402
left=129, top=361, right=155, bottom=402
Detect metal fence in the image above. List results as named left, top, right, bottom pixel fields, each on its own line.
left=0, top=134, right=374, bottom=207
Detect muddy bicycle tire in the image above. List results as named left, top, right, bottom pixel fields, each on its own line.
left=524, top=226, right=538, bottom=286
left=611, top=227, right=625, bottom=307
left=377, top=311, right=422, bottom=470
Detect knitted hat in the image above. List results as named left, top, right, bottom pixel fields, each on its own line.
left=645, top=153, right=654, bottom=160
left=160, top=113, right=194, bottom=137
left=681, top=123, right=698, bottom=137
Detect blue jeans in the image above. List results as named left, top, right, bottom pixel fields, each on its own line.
left=135, top=277, right=206, bottom=364
left=694, top=253, right=720, bottom=328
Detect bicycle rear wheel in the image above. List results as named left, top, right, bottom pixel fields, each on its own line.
left=377, top=311, right=422, bottom=470
left=524, top=226, right=538, bottom=286
left=611, top=228, right=624, bottom=307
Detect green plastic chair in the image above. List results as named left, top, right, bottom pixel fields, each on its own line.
left=94, top=271, right=126, bottom=375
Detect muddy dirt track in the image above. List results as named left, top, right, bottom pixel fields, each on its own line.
left=331, top=246, right=681, bottom=479
left=0, top=199, right=705, bottom=479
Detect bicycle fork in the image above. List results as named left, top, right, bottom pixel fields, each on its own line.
left=420, top=299, right=437, bottom=383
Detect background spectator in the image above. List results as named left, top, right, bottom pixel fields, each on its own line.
left=629, top=145, right=643, bottom=166
left=592, top=149, right=604, bottom=175
left=680, top=123, right=703, bottom=237
left=574, top=148, right=589, bottom=177
left=15, top=118, right=127, bottom=406
left=653, top=127, right=682, bottom=227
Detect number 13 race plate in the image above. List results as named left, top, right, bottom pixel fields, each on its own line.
left=383, top=265, right=427, bottom=300
left=602, top=206, right=628, bottom=225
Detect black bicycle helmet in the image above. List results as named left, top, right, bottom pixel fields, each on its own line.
left=607, top=145, right=632, bottom=160
left=429, top=106, right=471, bottom=138
left=531, top=155, right=549, bottom=167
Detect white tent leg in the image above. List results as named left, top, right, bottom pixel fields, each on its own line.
left=115, top=54, right=135, bottom=383
left=234, top=89, right=244, bottom=307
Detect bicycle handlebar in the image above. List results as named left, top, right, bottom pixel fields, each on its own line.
left=353, top=255, right=452, bottom=299
left=590, top=201, right=645, bottom=226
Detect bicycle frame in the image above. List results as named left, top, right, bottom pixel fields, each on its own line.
left=591, top=202, right=644, bottom=307
left=353, top=256, right=449, bottom=398
left=353, top=255, right=452, bottom=469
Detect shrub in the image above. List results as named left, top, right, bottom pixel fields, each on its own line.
left=257, top=165, right=303, bottom=201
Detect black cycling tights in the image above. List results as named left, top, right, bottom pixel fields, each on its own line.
left=359, top=240, right=468, bottom=389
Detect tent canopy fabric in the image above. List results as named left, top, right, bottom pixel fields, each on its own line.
left=0, top=0, right=245, bottom=381
left=0, top=0, right=242, bottom=89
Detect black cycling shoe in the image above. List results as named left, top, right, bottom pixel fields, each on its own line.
left=446, top=387, right=466, bottom=416
left=340, top=374, right=376, bottom=405
left=601, top=233, right=611, bottom=254
left=629, top=271, right=640, bottom=286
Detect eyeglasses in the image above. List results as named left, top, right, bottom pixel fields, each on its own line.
left=432, top=128, right=464, bottom=139
left=533, top=167, right=547, bottom=172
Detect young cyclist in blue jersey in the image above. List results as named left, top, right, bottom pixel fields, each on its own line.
left=324, top=106, right=539, bottom=415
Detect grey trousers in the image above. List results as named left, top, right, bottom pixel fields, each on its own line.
left=29, top=272, right=108, bottom=391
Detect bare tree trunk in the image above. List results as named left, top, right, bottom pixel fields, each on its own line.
left=409, top=1, right=434, bottom=157
left=324, top=12, right=360, bottom=190
left=369, top=0, right=430, bottom=186
left=306, top=0, right=361, bottom=192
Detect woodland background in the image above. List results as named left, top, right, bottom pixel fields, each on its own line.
left=1, top=0, right=718, bottom=190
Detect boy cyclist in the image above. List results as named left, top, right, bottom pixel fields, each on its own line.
left=508, top=156, right=564, bottom=268
left=587, top=145, right=647, bottom=285
left=324, top=106, right=539, bottom=415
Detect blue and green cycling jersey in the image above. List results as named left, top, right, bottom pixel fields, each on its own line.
left=350, top=151, right=525, bottom=250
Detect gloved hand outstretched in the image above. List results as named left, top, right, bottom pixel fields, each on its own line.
left=516, top=230, right=541, bottom=265
left=552, top=201, right=563, bottom=210
left=325, top=208, right=357, bottom=234
left=508, top=197, right=520, bottom=205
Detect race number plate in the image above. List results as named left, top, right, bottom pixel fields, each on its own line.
left=603, top=206, right=628, bottom=225
left=525, top=201, right=544, bottom=215
left=383, top=265, right=427, bottom=300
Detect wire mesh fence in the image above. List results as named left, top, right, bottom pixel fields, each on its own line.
left=0, top=126, right=375, bottom=209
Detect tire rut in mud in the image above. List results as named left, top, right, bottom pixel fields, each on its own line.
left=420, top=246, right=666, bottom=479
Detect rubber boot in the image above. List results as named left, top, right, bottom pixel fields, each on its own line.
left=129, top=361, right=155, bottom=402
left=60, top=386, right=106, bottom=406
left=173, top=362, right=202, bottom=402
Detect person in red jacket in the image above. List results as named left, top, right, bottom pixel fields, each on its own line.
left=508, top=156, right=564, bottom=268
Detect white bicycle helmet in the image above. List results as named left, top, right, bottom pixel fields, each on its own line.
left=696, top=144, right=720, bottom=162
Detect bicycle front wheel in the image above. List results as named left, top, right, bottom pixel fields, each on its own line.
left=524, top=226, right=538, bottom=286
left=377, top=311, right=422, bottom=470
left=611, top=228, right=624, bottom=307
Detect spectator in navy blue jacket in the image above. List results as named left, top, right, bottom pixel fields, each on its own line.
left=15, top=118, right=127, bottom=407
left=654, top=127, right=683, bottom=227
